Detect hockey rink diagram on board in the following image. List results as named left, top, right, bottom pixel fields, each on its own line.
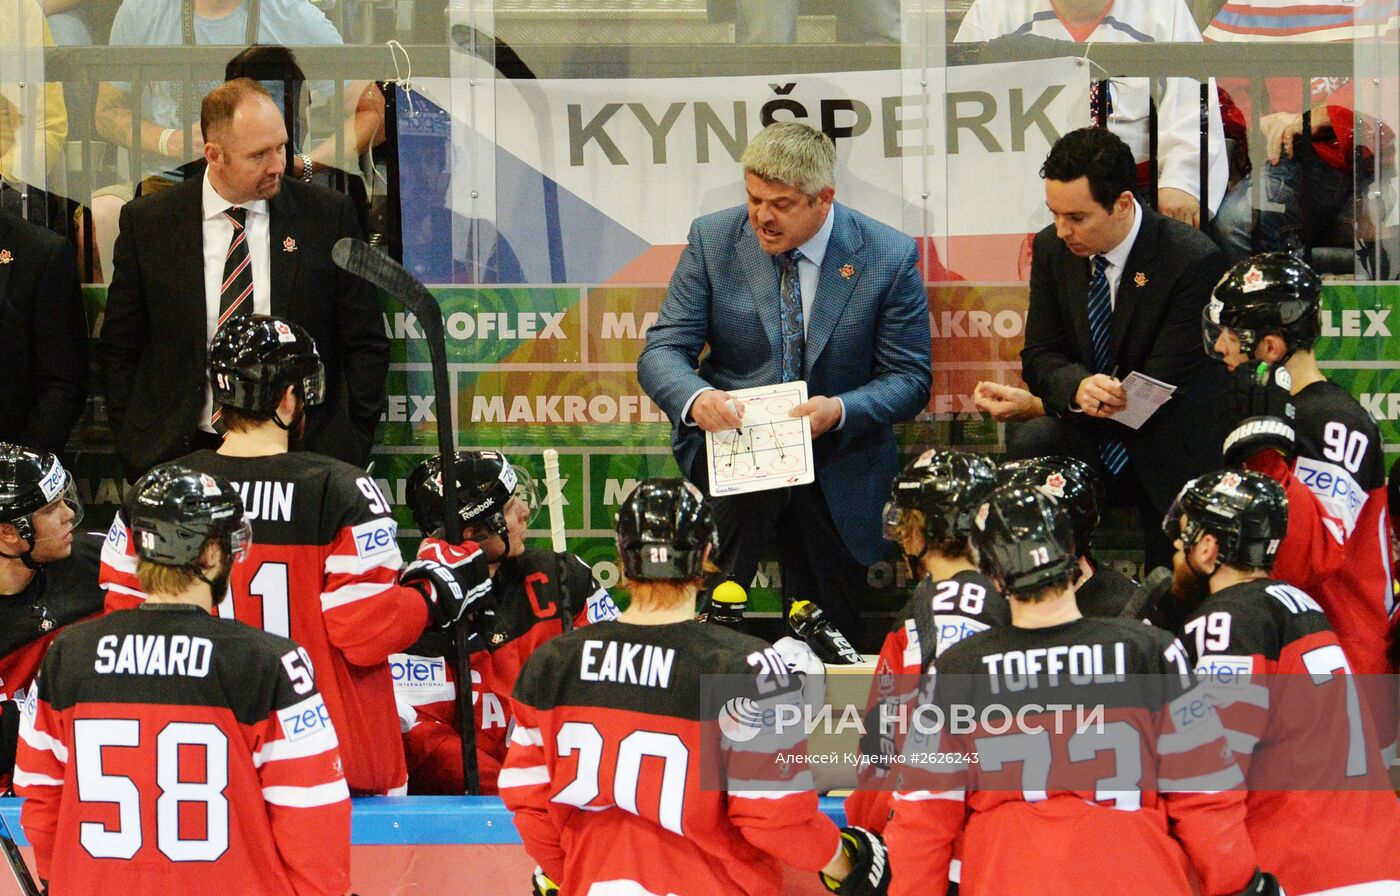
left=706, top=382, right=816, bottom=496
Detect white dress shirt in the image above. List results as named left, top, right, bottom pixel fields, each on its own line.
left=200, top=170, right=271, bottom=430
left=1094, top=197, right=1144, bottom=311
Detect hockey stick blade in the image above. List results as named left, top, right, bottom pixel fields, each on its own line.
left=331, top=238, right=445, bottom=342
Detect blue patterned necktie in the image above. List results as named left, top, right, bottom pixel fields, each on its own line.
left=778, top=249, right=805, bottom=382
left=1088, top=255, right=1129, bottom=475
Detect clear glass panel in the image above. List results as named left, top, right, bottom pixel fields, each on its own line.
left=1, top=0, right=62, bottom=221
left=1352, top=0, right=1398, bottom=280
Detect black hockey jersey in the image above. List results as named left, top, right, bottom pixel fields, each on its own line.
left=886, top=617, right=1257, bottom=896
left=500, top=620, right=842, bottom=896
left=393, top=548, right=618, bottom=794
left=100, top=449, right=430, bottom=794
left=1182, top=577, right=1400, bottom=892
left=846, top=569, right=1007, bottom=830
left=15, top=604, right=351, bottom=895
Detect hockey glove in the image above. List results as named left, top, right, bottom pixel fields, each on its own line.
left=820, top=827, right=891, bottom=896
left=1234, top=869, right=1285, bottom=896
left=1218, top=362, right=1296, bottom=467
left=402, top=538, right=493, bottom=627
left=530, top=866, right=559, bottom=896
left=857, top=702, right=898, bottom=774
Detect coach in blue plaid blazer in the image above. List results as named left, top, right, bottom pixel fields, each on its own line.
left=638, top=123, right=931, bottom=639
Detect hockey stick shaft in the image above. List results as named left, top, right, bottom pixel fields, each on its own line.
left=331, top=238, right=480, bottom=795
left=0, top=808, right=42, bottom=896
left=542, top=449, right=574, bottom=633
left=543, top=450, right=566, bottom=555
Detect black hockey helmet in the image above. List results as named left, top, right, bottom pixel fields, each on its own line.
left=1164, top=470, right=1287, bottom=570
left=0, top=442, right=83, bottom=546
left=883, top=449, right=998, bottom=545
left=971, top=484, right=1078, bottom=595
left=407, top=450, right=537, bottom=543
left=209, top=314, right=326, bottom=414
left=616, top=478, right=716, bottom=581
left=1204, top=252, right=1322, bottom=359
left=997, top=456, right=1103, bottom=556
left=126, top=463, right=251, bottom=567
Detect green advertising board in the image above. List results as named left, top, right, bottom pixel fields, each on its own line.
left=62, top=280, right=1400, bottom=621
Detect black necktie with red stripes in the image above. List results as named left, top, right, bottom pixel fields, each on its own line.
left=218, top=207, right=253, bottom=327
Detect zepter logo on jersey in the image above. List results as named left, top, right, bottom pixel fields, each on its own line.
left=1039, top=472, right=1067, bottom=499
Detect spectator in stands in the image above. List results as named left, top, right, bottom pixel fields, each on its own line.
left=89, top=0, right=384, bottom=281
left=42, top=0, right=104, bottom=45
left=1204, top=1, right=1398, bottom=276
left=706, top=0, right=900, bottom=43
left=956, top=0, right=1229, bottom=227
left=1, top=0, right=69, bottom=225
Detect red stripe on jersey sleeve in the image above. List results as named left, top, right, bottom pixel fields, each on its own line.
left=726, top=787, right=841, bottom=873
left=256, top=692, right=352, bottom=896
left=1155, top=682, right=1256, bottom=896
left=885, top=731, right=968, bottom=896
left=14, top=693, right=68, bottom=880
left=1244, top=451, right=1345, bottom=592
left=499, top=700, right=566, bottom=882
left=98, top=514, right=148, bottom=614
left=321, top=522, right=429, bottom=665
left=845, top=626, right=916, bottom=830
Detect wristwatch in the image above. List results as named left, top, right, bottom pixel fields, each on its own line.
left=298, top=153, right=314, bottom=182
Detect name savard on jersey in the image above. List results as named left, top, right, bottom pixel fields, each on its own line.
left=92, top=632, right=214, bottom=676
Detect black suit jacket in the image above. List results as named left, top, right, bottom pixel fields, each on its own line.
left=0, top=211, right=89, bottom=454
left=1021, top=207, right=1230, bottom=508
left=97, top=176, right=388, bottom=478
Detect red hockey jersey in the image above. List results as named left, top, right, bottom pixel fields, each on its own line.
left=846, top=570, right=1006, bottom=831
left=1183, top=577, right=1400, bottom=892
left=501, top=620, right=842, bottom=896
left=1243, top=380, right=1397, bottom=750
left=886, top=618, right=1258, bottom=896
left=15, top=604, right=351, bottom=896
left=393, top=548, right=618, bottom=794
left=99, top=450, right=430, bottom=794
